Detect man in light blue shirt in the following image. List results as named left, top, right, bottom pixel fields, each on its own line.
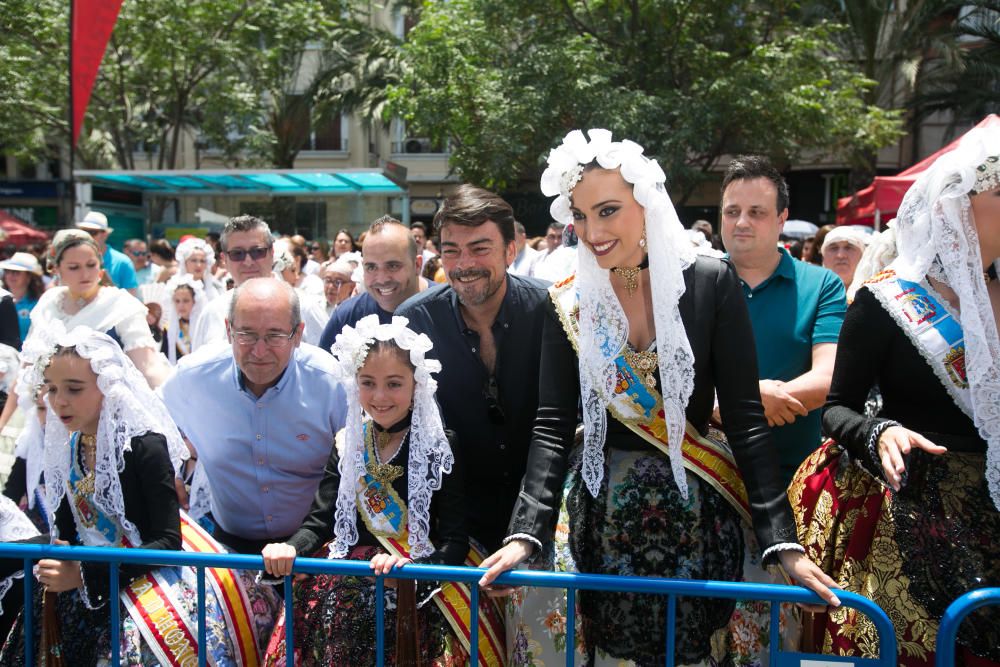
left=162, top=277, right=347, bottom=553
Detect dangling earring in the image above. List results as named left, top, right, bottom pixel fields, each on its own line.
left=639, top=227, right=647, bottom=249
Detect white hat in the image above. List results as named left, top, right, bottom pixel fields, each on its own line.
left=821, top=226, right=869, bottom=253
left=76, top=210, right=112, bottom=232
left=0, top=252, right=43, bottom=276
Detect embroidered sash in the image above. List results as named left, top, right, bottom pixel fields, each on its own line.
left=356, top=431, right=506, bottom=666
left=864, top=269, right=972, bottom=418
left=550, top=275, right=752, bottom=525
left=66, top=435, right=260, bottom=667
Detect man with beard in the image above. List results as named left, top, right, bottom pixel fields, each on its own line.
left=318, top=215, right=423, bottom=348
left=396, top=185, right=552, bottom=552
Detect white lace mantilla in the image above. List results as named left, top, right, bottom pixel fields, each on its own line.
left=34, top=324, right=190, bottom=545
left=327, top=315, right=453, bottom=559
left=888, top=124, right=1000, bottom=509
left=540, top=129, right=696, bottom=499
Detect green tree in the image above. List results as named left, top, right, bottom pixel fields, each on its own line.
left=908, top=1, right=1000, bottom=135
left=390, top=0, right=901, bottom=199
left=803, top=0, right=962, bottom=183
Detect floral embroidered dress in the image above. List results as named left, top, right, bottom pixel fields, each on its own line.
left=263, top=424, right=498, bottom=667
left=790, top=277, right=1000, bottom=665
left=506, top=265, right=800, bottom=667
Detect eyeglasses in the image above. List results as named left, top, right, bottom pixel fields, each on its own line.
left=128, top=250, right=148, bottom=257
left=483, top=375, right=505, bottom=425
left=232, top=329, right=296, bottom=348
left=323, top=278, right=345, bottom=288
left=225, top=246, right=270, bottom=262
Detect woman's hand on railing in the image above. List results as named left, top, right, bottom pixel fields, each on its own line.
left=370, top=553, right=413, bottom=589
left=779, top=550, right=841, bottom=612
left=35, top=540, right=82, bottom=593
left=261, top=542, right=297, bottom=577
left=877, top=426, right=947, bottom=491
left=478, top=539, right=533, bottom=595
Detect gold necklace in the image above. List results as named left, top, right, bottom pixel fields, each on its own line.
left=610, top=256, right=650, bottom=298
left=624, top=348, right=659, bottom=387
left=75, top=434, right=97, bottom=496
left=365, top=425, right=404, bottom=486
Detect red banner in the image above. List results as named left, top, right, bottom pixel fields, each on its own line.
left=71, top=0, right=124, bottom=145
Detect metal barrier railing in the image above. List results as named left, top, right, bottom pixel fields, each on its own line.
left=0, top=542, right=897, bottom=667
left=934, top=587, right=1000, bottom=667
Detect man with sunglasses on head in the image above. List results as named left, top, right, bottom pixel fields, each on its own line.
left=162, top=277, right=347, bottom=554
left=189, top=215, right=277, bottom=351
left=396, top=185, right=552, bottom=552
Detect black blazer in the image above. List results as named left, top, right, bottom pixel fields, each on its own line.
left=508, top=256, right=798, bottom=558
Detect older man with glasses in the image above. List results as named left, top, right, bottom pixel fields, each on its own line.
left=161, top=277, right=347, bottom=554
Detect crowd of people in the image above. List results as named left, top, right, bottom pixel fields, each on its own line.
left=0, top=125, right=997, bottom=667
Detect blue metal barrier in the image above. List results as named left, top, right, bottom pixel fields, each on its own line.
left=0, top=542, right=897, bottom=666
left=934, top=587, right=1000, bottom=667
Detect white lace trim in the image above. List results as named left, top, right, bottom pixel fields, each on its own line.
left=163, top=275, right=205, bottom=366
left=34, top=324, right=191, bottom=545
left=0, top=496, right=39, bottom=616
left=760, top=542, right=805, bottom=563
left=175, top=238, right=222, bottom=300
left=503, top=532, right=543, bottom=554
left=327, top=315, right=453, bottom=560
left=540, top=129, right=696, bottom=499
left=889, top=124, right=1000, bottom=510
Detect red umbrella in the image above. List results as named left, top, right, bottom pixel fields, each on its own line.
left=0, top=210, right=50, bottom=246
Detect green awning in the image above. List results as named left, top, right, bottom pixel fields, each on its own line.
left=75, top=168, right=405, bottom=196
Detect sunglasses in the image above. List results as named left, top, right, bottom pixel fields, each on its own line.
left=225, top=246, right=270, bottom=262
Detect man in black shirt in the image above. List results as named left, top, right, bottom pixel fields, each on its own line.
left=318, top=215, right=423, bottom=349
left=396, top=185, right=552, bottom=551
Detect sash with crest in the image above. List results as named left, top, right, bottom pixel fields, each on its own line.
left=66, top=434, right=261, bottom=667
left=864, top=268, right=972, bottom=417
left=355, top=422, right=506, bottom=666
left=549, top=275, right=752, bottom=524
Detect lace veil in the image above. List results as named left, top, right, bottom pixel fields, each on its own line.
left=888, top=124, right=1000, bottom=509
left=0, top=495, right=38, bottom=614
left=28, top=324, right=189, bottom=545
left=175, top=237, right=221, bottom=301
left=163, top=274, right=205, bottom=365
left=540, top=129, right=696, bottom=498
left=327, top=314, right=453, bottom=559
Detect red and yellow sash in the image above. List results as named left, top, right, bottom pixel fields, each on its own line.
left=121, top=513, right=261, bottom=667
left=551, top=274, right=752, bottom=525
left=354, top=431, right=505, bottom=666
left=376, top=530, right=506, bottom=667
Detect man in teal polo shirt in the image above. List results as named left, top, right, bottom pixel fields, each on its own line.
left=720, top=155, right=846, bottom=484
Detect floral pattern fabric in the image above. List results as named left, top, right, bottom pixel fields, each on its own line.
left=263, top=544, right=465, bottom=667
left=790, top=441, right=1000, bottom=665
left=507, top=446, right=796, bottom=667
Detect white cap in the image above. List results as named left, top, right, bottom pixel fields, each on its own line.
left=76, top=210, right=112, bottom=232
left=821, top=226, right=868, bottom=253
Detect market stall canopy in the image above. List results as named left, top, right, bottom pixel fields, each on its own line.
left=0, top=210, right=50, bottom=246
left=74, top=168, right=405, bottom=196
left=836, top=114, right=1000, bottom=226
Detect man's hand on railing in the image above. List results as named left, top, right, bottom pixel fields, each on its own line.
left=779, top=550, right=841, bottom=612
left=478, top=539, right=534, bottom=596
left=262, top=542, right=297, bottom=578
left=34, top=539, right=82, bottom=593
